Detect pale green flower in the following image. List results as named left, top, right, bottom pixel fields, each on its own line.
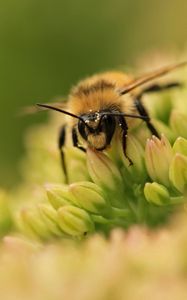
left=1, top=59, right=187, bottom=241
left=64, top=146, right=91, bottom=183
left=86, top=147, right=123, bottom=190
left=145, top=134, right=173, bottom=186
left=57, top=205, right=95, bottom=237
left=169, top=153, right=187, bottom=193
left=1, top=55, right=187, bottom=300
left=173, top=137, right=187, bottom=156
left=69, top=181, right=112, bottom=216
left=1, top=214, right=187, bottom=300
left=120, top=134, right=147, bottom=183
left=45, top=183, right=78, bottom=209
left=18, top=206, right=52, bottom=240
left=144, top=182, right=170, bottom=205
left=38, top=204, right=66, bottom=237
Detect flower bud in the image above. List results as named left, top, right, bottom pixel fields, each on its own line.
left=38, top=204, right=66, bottom=237
left=19, top=206, right=51, bottom=240
left=170, top=110, right=187, bottom=139
left=144, top=182, right=170, bottom=206
left=57, top=205, right=95, bottom=237
left=173, top=137, right=187, bottom=157
left=120, top=134, right=146, bottom=182
left=169, top=153, right=187, bottom=193
left=45, top=183, right=78, bottom=209
left=87, top=147, right=122, bottom=190
left=64, top=146, right=90, bottom=183
left=145, top=134, right=173, bottom=186
left=69, top=181, right=111, bottom=216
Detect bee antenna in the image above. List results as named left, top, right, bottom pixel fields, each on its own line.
left=119, top=61, right=187, bottom=95
left=102, top=112, right=149, bottom=120
left=37, top=103, right=85, bottom=123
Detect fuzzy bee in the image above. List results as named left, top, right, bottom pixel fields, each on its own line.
left=37, top=62, right=186, bottom=181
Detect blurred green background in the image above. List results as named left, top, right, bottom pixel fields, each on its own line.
left=0, top=0, right=187, bottom=188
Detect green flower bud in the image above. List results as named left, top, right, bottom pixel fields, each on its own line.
left=173, top=137, right=187, bottom=157
left=170, top=110, right=187, bottom=139
left=45, top=184, right=78, bottom=209
left=120, top=134, right=146, bottom=182
left=38, top=204, right=66, bottom=237
left=69, top=181, right=111, bottom=216
left=145, top=134, right=173, bottom=186
left=19, top=206, right=51, bottom=240
left=57, top=205, right=95, bottom=237
left=87, top=147, right=122, bottom=190
left=169, top=153, right=187, bottom=193
left=144, top=182, right=170, bottom=206
left=64, top=146, right=90, bottom=183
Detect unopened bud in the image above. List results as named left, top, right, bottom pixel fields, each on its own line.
left=145, top=134, right=173, bottom=186
left=69, top=181, right=111, bottom=216
left=144, top=182, right=170, bottom=206
left=87, top=147, right=122, bottom=191
left=169, top=153, right=187, bottom=193
left=45, top=184, right=77, bottom=209
left=120, top=134, right=146, bottom=182
left=19, top=206, right=51, bottom=240
left=173, top=137, right=187, bottom=157
left=38, top=204, right=66, bottom=237
left=64, top=146, right=90, bottom=183
left=57, top=205, right=95, bottom=237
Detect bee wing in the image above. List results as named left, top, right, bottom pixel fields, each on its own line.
left=19, top=99, right=67, bottom=116
left=119, top=61, right=187, bottom=95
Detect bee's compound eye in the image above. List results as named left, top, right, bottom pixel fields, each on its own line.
left=78, top=120, right=87, bottom=140
left=101, top=114, right=116, bottom=145
left=102, top=114, right=113, bottom=126
left=101, top=114, right=115, bottom=131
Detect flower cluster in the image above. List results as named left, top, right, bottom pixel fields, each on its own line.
left=1, top=214, right=187, bottom=300
left=6, top=65, right=185, bottom=241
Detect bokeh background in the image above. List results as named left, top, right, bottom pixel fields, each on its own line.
left=0, top=0, right=187, bottom=188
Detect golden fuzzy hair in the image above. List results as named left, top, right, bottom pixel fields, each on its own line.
left=68, top=71, right=134, bottom=116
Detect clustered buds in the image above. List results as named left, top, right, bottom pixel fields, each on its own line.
left=4, top=69, right=187, bottom=241
left=144, top=135, right=187, bottom=205
left=16, top=131, right=187, bottom=241
left=145, top=134, right=173, bottom=187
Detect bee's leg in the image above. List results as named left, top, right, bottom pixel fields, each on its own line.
left=134, top=97, right=159, bottom=137
left=118, top=116, right=133, bottom=165
left=135, top=81, right=183, bottom=138
left=58, top=125, right=68, bottom=183
left=72, top=127, right=86, bottom=152
left=141, top=82, right=182, bottom=94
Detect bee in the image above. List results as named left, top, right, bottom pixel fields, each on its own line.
left=37, top=62, right=186, bottom=182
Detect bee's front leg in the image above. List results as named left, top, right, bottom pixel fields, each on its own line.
left=58, top=125, right=68, bottom=183
left=118, top=116, right=133, bottom=166
left=135, top=81, right=183, bottom=138
left=72, top=127, right=86, bottom=152
left=134, top=97, right=159, bottom=137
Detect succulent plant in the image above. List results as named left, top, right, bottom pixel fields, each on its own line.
left=1, top=65, right=184, bottom=241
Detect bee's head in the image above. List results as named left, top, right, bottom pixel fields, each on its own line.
left=36, top=104, right=148, bottom=151
left=78, top=112, right=116, bottom=150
